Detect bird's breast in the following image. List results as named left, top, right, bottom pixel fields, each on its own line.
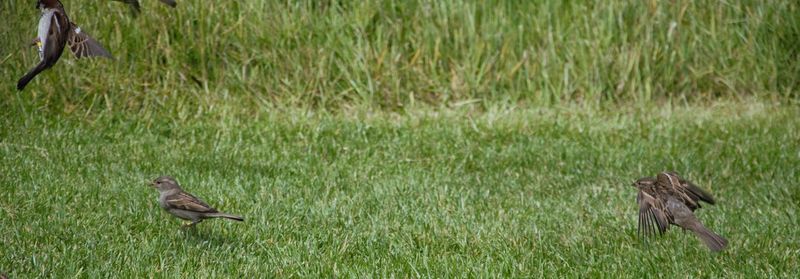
left=36, top=9, right=57, bottom=53
left=157, top=194, right=170, bottom=210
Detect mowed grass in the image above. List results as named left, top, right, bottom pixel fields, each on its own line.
left=0, top=103, right=798, bottom=277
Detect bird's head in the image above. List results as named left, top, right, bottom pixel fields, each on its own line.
left=632, top=177, right=656, bottom=189
left=37, top=0, right=60, bottom=9
left=150, top=176, right=180, bottom=192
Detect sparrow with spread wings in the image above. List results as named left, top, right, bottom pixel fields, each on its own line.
left=149, top=176, right=244, bottom=228
left=633, top=172, right=728, bottom=252
left=17, top=0, right=113, bottom=91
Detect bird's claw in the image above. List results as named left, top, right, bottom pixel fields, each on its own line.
left=181, top=220, right=202, bottom=229
left=30, top=38, right=44, bottom=60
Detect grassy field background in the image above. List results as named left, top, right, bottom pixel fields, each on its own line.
left=1, top=0, right=799, bottom=277
left=1, top=0, right=799, bottom=111
left=1, top=103, right=799, bottom=277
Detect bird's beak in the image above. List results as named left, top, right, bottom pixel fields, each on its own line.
left=147, top=181, right=156, bottom=187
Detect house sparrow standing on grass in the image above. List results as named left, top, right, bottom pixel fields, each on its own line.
left=149, top=176, right=244, bottom=228
left=633, top=172, right=728, bottom=252
left=113, top=0, right=177, bottom=13
left=17, top=0, right=113, bottom=91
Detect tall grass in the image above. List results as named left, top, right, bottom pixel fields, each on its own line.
left=1, top=0, right=798, bottom=113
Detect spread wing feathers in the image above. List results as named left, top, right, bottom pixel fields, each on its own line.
left=637, top=190, right=669, bottom=238
left=67, top=23, right=114, bottom=59
left=160, top=0, right=178, bottom=7
left=667, top=172, right=716, bottom=205
left=658, top=172, right=699, bottom=209
left=165, top=192, right=219, bottom=213
left=684, top=183, right=715, bottom=205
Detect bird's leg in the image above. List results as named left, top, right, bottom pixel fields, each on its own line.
left=29, top=38, right=43, bottom=51
left=180, top=221, right=196, bottom=228
left=181, top=220, right=203, bottom=228
left=30, top=38, right=43, bottom=60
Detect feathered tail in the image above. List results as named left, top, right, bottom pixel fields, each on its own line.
left=207, top=212, right=244, bottom=222
left=17, top=62, right=50, bottom=90
left=687, top=221, right=727, bottom=252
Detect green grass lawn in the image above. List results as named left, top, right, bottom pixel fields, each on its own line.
left=2, top=0, right=799, bottom=277
left=1, top=103, right=797, bottom=277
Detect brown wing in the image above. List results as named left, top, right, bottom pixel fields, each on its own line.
left=636, top=189, right=669, bottom=238
left=667, top=171, right=716, bottom=206
left=165, top=192, right=219, bottom=213
left=657, top=172, right=699, bottom=209
left=67, top=23, right=114, bottom=59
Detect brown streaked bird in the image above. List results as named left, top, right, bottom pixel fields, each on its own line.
left=149, top=176, right=244, bottom=228
left=113, top=0, right=177, bottom=13
left=17, top=0, right=113, bottom=91
left=633, top=172, right=728, bottom=252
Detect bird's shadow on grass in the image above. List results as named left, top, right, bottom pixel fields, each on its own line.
left=176, top=225, right=248, bottom=247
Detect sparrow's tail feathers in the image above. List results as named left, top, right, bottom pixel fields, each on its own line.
left=17, top=62, right=49, bottom=90
left=688, top=221, right=727, bottom=252
left=208, top=213, right=244, bottom=222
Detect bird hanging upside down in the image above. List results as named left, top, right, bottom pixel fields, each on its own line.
left=17, top=0, right=113, bottom=91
